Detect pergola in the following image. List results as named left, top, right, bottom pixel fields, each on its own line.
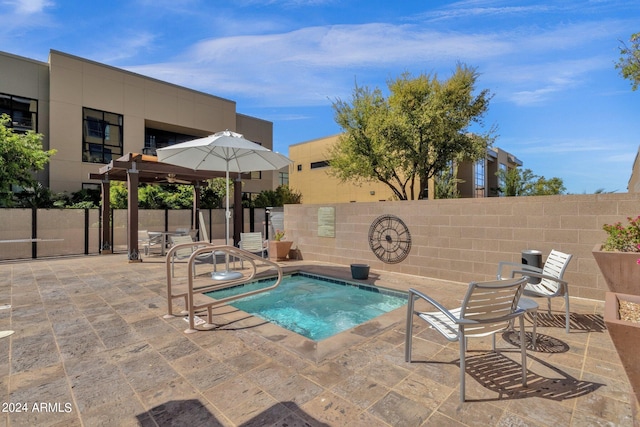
left=89, top=153, right=243, bottom=261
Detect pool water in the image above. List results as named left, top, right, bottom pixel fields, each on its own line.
left=204, top=272, right=407, bottom=341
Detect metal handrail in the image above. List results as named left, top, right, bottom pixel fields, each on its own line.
left=164, top=242, right=283, bottom=333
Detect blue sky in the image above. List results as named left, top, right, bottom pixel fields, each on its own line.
left=1, top=0, right=639, bottom=193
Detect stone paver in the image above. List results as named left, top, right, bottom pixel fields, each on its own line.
left=0, top=254, right=637, bottom=426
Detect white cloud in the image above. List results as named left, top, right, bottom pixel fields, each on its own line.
left=2, top=0, right=53, bottom=14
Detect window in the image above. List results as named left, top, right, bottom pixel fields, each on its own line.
left=310, top=160, right=329, bottom=169
left=144, top=127, right=198, bottom=155
left=498, top=164, right=507, bottom=196
left=475, top=159, right=485, bottom=197
left=83, top=108, right=123, bottom=163
left=0, top=93, right=37, bottom=132
left=278, top=172, right=289, bottom=186
left=297, top=164, right=302, bottom=171
left=250, top=171, right=262, bottom=180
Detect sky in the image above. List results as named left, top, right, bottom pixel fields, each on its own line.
left=1, top=0, right=639, bottom=194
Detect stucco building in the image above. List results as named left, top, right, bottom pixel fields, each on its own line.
left=0, top=49, right=282, bottom=197
left=289, top=134, right=523, bottom=204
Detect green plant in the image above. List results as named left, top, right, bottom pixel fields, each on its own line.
left=602, top=216, right=640, bottom=253
left=273, top=229, right=285, bottom=241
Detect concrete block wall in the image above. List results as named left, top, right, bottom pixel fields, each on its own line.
left=284, top=193, right=640, bottom=301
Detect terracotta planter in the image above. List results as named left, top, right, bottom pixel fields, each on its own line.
left=269, top=240, right=293, bottom=261
left=604, top=292, right=640, bottom=405
left=592, top=245, right=640, bottom=295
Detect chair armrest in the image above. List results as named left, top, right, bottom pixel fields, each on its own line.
left=408, top=288, right=460, bottom=324
left=510, top=269, right=568, bottom=286
left=497, top=261, right=542, bottom=279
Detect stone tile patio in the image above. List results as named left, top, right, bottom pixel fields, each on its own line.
left=0, top=254, right=637, bottom=426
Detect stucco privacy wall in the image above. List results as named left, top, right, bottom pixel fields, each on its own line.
left=285, top=193, right=640, bottom=301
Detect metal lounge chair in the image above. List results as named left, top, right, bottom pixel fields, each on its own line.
left=405, top=276, right=530, bottom=402
left=497, top=249, right=573, bottom=333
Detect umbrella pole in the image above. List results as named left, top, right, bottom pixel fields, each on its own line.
left=212, top=162, right=242, bottom=281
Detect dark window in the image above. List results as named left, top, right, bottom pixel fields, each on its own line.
left=297, top=164, right=302, bottom=171
left=278, top=172, right=289, bottom=185
left=83, top=108, right=123, bottom=163
left=310, top=160, right=329, bottom=169
left=144, top=127, right=198, bottom=155
left=0, top=92, right=37, bottom=132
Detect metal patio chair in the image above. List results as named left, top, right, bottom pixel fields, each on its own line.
left=497, top=249, right=573, bottom=333
left=405, top=276, right=530, bottom=402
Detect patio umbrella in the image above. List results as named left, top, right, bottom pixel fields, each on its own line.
left=156, top=130, right=292, bottom=280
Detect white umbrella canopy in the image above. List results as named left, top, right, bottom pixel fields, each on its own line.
left=156, top=130, right=292, bottom=173
left=156, top=130, right=292, bottom=281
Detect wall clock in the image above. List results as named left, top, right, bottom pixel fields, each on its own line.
left=368, top=214, right=411, bottom=264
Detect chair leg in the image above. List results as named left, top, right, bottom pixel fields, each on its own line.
left=459, top=329, right=466, bottom=402
left=564, top=293, right=570, bottom=333
left=519, top=315, right=527, bottom=387
left=404, top=294, right=415, bottom=362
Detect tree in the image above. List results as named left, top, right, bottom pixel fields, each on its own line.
left=615, top=32, right=640, bottom=91
left=329, top=65, right=493, bottom=200
left=434, top=162, right=462, bottom=199
left=253, top=185, right=303, bottom=207
left=0, top=114, right=56, bottom=206
left=496, top=167, right=566, bottom=196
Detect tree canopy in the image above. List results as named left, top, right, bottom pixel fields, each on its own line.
left=616, top=32, right=640, bottom=91
left=329, top=65, right=494, bottom=200
left=496, top=167, right=566, bottom=196
left=0, top=114, right=56, bottom=206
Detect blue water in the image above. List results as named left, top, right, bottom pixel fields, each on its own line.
left=204, top=273, right=407, bottom=341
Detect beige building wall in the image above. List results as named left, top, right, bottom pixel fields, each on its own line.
left=0, top=51, right=50, bottom=185
left=2, top=49, right=275, bottom=194
left=289, top=135, right=395, bottom=203
left=283, top=192, right=640, bottom=301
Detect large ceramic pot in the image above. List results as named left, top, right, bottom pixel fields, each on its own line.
left=592, top=244, right=640, bottom=295
left=269, top=240, right=293, bottom=261
left=604, top=291, right=640, bottom=405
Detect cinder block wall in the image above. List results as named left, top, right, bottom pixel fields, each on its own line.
left=285, top=193, right=640, bottom=301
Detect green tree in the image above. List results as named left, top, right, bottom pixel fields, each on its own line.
left=0, top=114, right=56, bottom=206
left=329, top=65, right=493, bottom=200
left=201, top=178, right=233, bottom=209
left=434, top=162, right=462, bottom=199
left=496, top=167, right=566, bottom=196
left=110, top=182, right=128, bottom=209
left=253, top=185, right=303, bottom=207
left=615, top=32, right=640, bottom=91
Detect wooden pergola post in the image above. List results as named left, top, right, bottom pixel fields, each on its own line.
left=233, top=174, right=243, bottom=246
left=127, top=162, right=140, bottom=262
left=193, top=183, right=201, bottom=237
left=100, top=176, right=111, bottom=253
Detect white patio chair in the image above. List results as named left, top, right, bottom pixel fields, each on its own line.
left=138, top=230, right=162, bottom=256
left=168, top=234, right=214, bottom=277
left=238, top=232, right=268, bottom=267
left=405, top=276, right=529, bottom=402
left=497, top=249, right=573, bottom=333
left=239, top=232, right=268, bottom=257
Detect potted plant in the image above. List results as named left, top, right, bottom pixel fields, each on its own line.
left=604, top=291, right=640, bottom=405
left=269, top=230, right=293, bottom=261
left=594, top=216, right=640, bottom=404
left=592, top=216, right=640, bottom=295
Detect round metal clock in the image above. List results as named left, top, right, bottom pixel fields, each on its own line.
left=368, top=214, right=411, bottom=264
